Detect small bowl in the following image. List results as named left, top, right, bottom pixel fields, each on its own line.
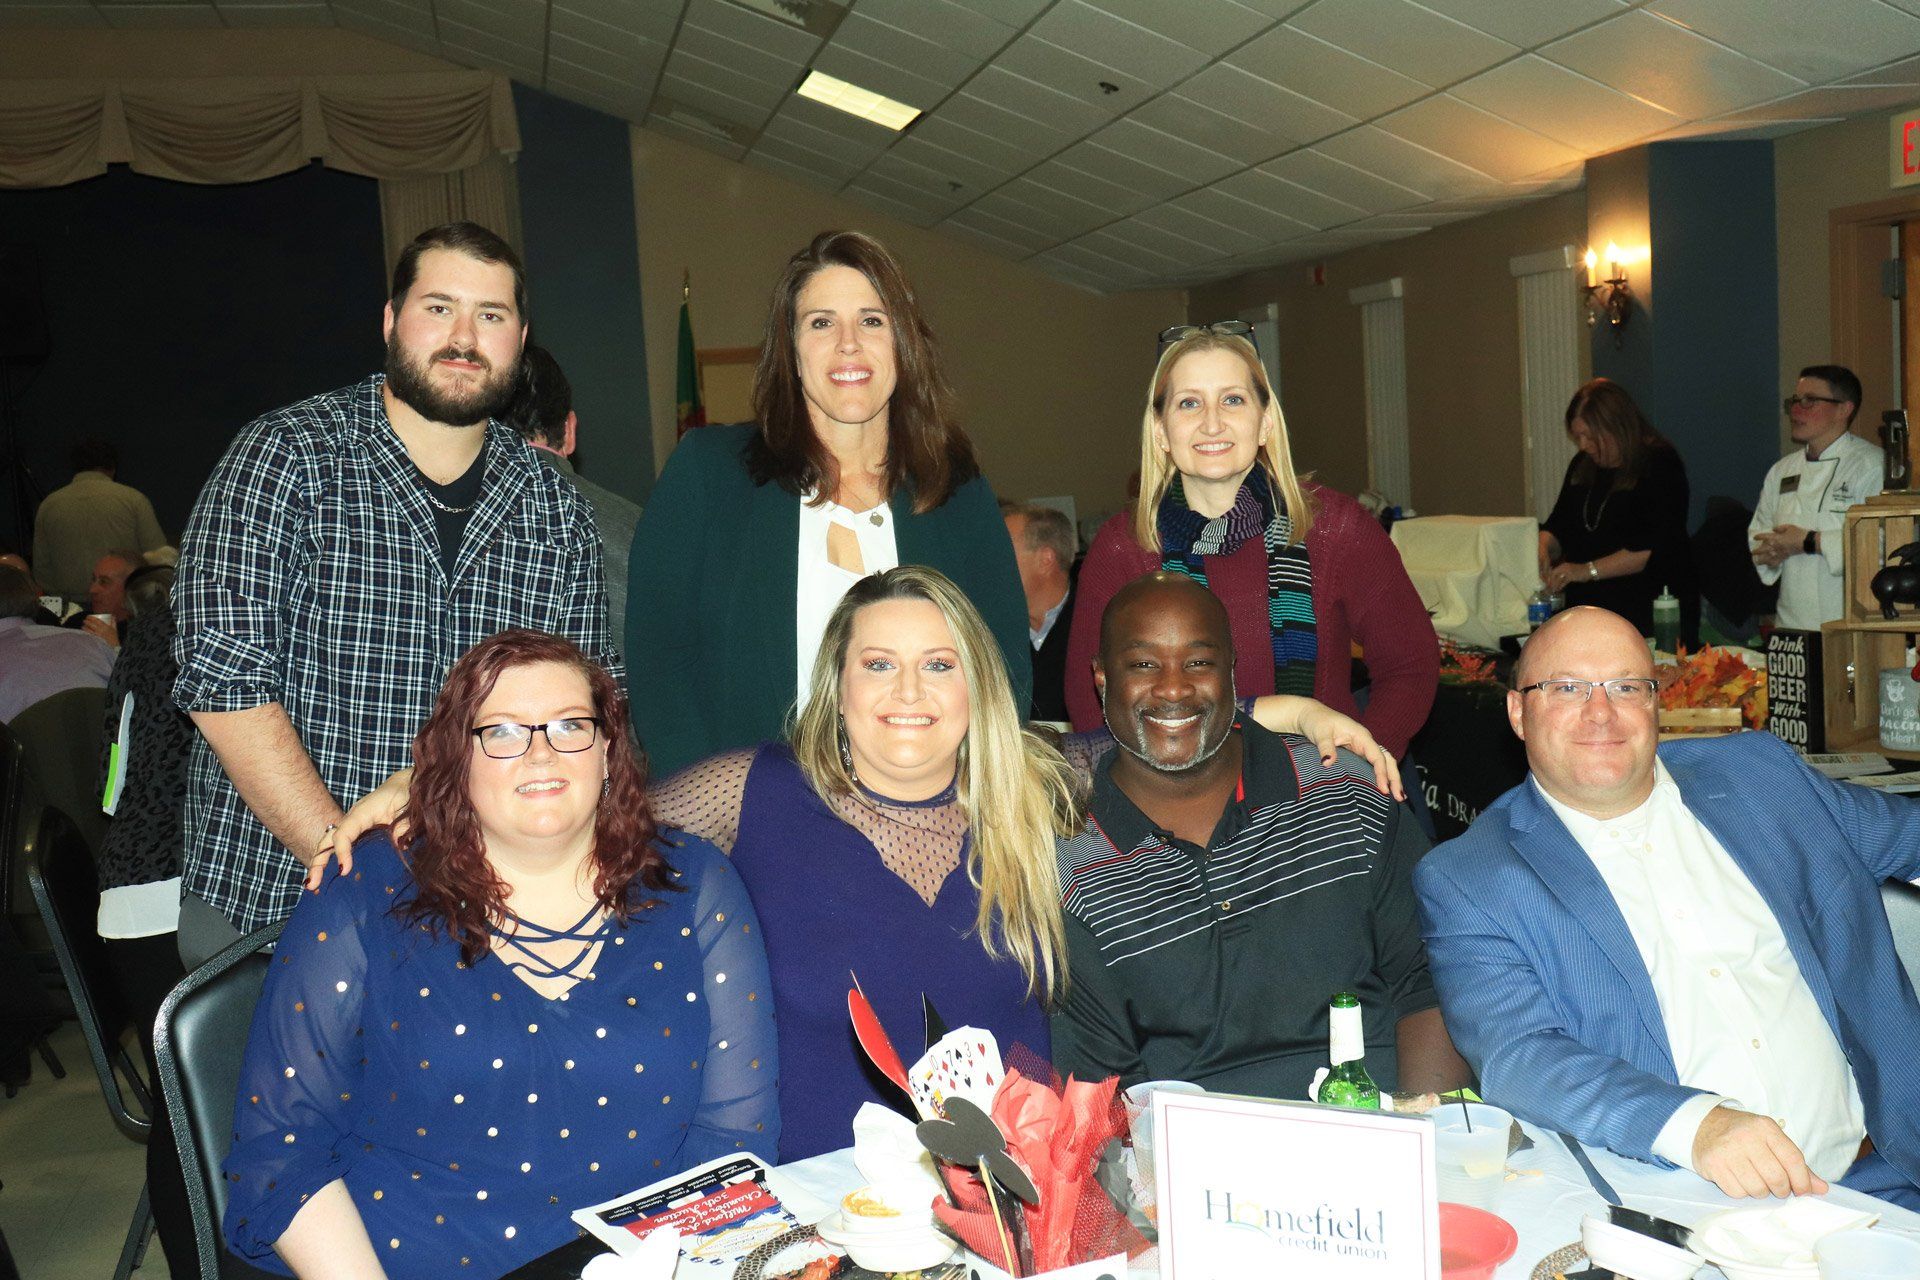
left=838, top=1231, right=958, bottom=1273
left=1439, top=1202, right=1518, bottom=1280
left=1581, top=1213, right=1703, bottom=1280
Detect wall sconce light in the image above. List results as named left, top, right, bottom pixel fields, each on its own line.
left=1582, top=243, right=1633, bottom=345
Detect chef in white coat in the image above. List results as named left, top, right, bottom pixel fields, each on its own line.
left=1750, top=365, right=1883, bottom=630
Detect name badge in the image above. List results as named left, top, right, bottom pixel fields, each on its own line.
left=1780, top=474, right=1801, bottom=494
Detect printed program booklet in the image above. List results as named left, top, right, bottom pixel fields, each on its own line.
left=572, top=1154, right=801, bottom=1273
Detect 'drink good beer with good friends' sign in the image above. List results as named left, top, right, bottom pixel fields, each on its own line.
left=1153, top=1091, right=1441, bottom=1280
left=1766, top=629, right=1823, bottom=751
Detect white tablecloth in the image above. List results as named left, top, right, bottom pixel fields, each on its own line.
left=765, top=1123, right=1920, bottom=1280
left=1391, top=515, right=1540, bottom=649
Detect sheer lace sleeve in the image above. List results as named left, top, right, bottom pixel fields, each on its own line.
left=651, top=748, right=758, bottom=853
left=1057, top=730, right=1116, bottom=786
left=675, top=836, right=779, bottom=1163
left=223, top=845, right=388, bottom=1260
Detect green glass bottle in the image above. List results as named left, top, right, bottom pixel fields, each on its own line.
left=1316, top=992, right=1382, bottom=1109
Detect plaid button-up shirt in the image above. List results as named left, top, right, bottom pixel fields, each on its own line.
left=173, top=375, right=619, bottom=933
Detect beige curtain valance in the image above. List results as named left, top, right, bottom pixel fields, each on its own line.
left=0, top=70, right=519, bottom=188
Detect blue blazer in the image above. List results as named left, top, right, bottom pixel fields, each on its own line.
left=1414, top=731, right=1920, bottom=1185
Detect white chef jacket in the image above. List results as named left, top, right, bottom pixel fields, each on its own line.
left=1750, top=432, right=1883, bottom=630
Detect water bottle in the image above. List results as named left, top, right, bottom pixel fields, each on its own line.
left=1527, top=586, right=1553, bottom=632
left=1652, top=588, right=1680, bottom=653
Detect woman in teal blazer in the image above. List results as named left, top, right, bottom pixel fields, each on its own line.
left=627, top=232, right=1030, bottom=775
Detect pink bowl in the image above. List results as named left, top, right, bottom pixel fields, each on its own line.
left=1439, top=1202, right=1519, bottom=1280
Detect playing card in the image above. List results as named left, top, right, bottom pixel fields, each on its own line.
left=908, top=1026, right=1003, bottom=1118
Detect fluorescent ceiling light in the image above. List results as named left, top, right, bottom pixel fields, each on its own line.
left=795, top=70, right=920, bottom=131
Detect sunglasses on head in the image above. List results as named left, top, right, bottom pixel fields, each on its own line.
left=1158, top=320, right=1258, bottom=356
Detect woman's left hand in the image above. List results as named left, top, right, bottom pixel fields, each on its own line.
left=1542, top=560, right=1588, bottom=593
left=1247, top=696, right=1404, bottom=799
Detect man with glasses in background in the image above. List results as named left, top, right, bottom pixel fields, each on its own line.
left=1414, top=606, right=1920, bottom=1209
left=1750, top=365, right=1881, bottom=629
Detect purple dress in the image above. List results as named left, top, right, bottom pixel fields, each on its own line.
left=659, top=744, right=1051, bottom=1163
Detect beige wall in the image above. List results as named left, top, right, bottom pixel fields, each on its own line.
left=1189, top=191, right=1589, bottom=516
left=1774, top=107, right=1920, bottom=448
left=629, top=129, right=1185, bottom=521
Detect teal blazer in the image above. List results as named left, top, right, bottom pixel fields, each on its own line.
left=626, top=423, right=1031, bottom=776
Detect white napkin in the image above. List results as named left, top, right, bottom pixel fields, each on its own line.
left=850, top=1102, right=946, bottom=1206
left=582, top=1227, right=681, bottom=1280
left=1698, top=1199, right=1880, bottom=1269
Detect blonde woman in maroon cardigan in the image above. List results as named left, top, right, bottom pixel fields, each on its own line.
left=1063, top=327, right=1438, bottom=758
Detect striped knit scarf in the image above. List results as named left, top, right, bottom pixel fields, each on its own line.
left=1156, top=468, right=1317, bottom=695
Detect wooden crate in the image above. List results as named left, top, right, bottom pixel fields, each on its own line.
left=1842, top=493, right=1920, bottom=626
left=1822, top=622, right=1917, bottom=751
left=1657, top=707, right=1742, bottom=741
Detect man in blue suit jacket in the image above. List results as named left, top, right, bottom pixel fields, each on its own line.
left=1415, top=607, right=1920, bottom=1210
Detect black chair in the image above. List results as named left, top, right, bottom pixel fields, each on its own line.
left=154, top=920, right=282, bottom=1280
left=1883, top=878, right=1920, bottom=988
left=25, top=801, right=154, bottom=1280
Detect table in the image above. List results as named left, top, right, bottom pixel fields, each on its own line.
left=1410, top=678, right=1529, bottom=842
left=510, top=1126, right=1917, bottom=1280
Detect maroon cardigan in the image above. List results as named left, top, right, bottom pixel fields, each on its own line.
left=1063, top=484, right=1439, bottom=758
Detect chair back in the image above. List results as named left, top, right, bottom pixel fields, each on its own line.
left=24, top=802, right=148, bottom=1139
left=8, top=684, right=110, bottom=857
left=0, top=720, right=27, bottom=919
left=1883, top=878, right=1920, bottom=989
left=155, top=921, right=281, bottom=1280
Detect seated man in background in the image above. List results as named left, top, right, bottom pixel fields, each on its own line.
left=1415, top=606, right=1920, bottom=1208
left=1052, top=572, right=1467, bottom=1100
left=1001, top=499, right=1077, bottom=722
left=82, top=547, right=144, bottom=646
left=0, top=563, right=115, bottom=723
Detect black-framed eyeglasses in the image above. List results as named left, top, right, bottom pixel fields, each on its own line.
left=1515, top=678, right=1660, bottom=708
left=471, top=718, right=602, bottom=759
left=1784, top=394, right=1846, bottom=412
left=1159, top=320, right=1258, bottom=355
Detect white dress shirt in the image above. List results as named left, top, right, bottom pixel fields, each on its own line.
left=1750, top=432, right=1883, bottom=630
left=1535, top=763, right=1867, bottom=1179
left=795, top=494, right=899, bottom=699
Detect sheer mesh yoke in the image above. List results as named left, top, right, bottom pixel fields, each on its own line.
left=656, top=748, right=966, bottom=906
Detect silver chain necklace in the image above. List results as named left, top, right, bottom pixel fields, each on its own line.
left=416, top=482, right=474, bottom=515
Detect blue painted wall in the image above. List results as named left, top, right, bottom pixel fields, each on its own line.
left=1647, top=141, right=1780, bottom=526
left=513, top=83, right=654, bottom=505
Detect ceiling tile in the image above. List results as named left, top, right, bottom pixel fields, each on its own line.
left=830, top=12, right=984, bottom=91
left=909, top=113, right=1053, bottom=176
left=333, top=8, right=440, bottom=52
left=762, top=106, right=893, bottom=166
left=1227, top=25, right=1432, bottom=118
left=1233, top=0, right=1314, bottom=15
left=1451, top=55, right=1679, bottom=153
left=1083, top=0, right=1275, bottom=55
left=936, top=218, right=1038, bottom=259
left=942, top=0, right=1050, bottom=26
left=1213, top=167, right=1367, bottom=229
left=664, top=46, right=788, bottom=109
left=859, top=0, right=1020, bottom=61
left=218, top=5, right=334, bottom=27
left=1178, top=184, right=1315, bottom=241
left=550, top=10, right=668, bottom=60
left=1412, top=0, right=1625, bottom=49
left=99, top=5, right=223, bottom=27
left=549, top=81, right=652, bottom=122
left=673, top=23, right=807, bottom=93
left=1136, top=198, right=1272, bottom=254
left=942, top=204, right=1061, bottom=254
left=834, top=188, right=944, bottom=232
left=1287, top=0, right=1520, bottom=87
left=992, top=34, right=1155, bottom=117
left=1101, top=213, right=1217, bottom=262
left=0, top=4, right=106, bottom=24
left=548, top=35, right=661, bottom=89
left=1352, top=207, right=1482, bottom=229
left=1646, top=0, right=1920, bottom=84
left=743, top=147, right=850, bottom=195
left=1840, top=53, right=1920, bottom=86
left=1710, top=83, right=1920, bottom=124
left=657, top=69, right=779, bottom=130
left=1044, top=235, right=1152, bottom=278
left=1259, top=148, right=1430, bottom=213
left=1376, top=94, right=1582, bottom=183
left=1086, top=116, right=1243, bottom=184
left=1001, top=172, right=1128, bottom=226
left=1075, top=226, right=1195, bottom=271
left=811, top=43, right=951, bottom=112
left=751, top=133, right=863, bottom=182
left=1543, top=9, right=1805, bottom=118
left=1027, top=157, right=1162, bottom=216
left=1649, top=118, right=1836, bottom=143
left=437, top=0, right=543, bottom=43
left=647, top=108, right=750, bottom=160
left=1027, top=252, right=1120, bottom=294
left=335, top=0, right=433, bottom=28
left=847, top=172, right=964, bottom=223
left=1028, top=0, right=1211, bottom=86
left=1125, top=91, right=1292, bottom=166
left=937, top=82, right=1083, bottom=154
left=972, top=180, right=1111, bottom=238
left=1179, top=63, right=1355, bottom=147
left=884, top=133, right=1020, bottom=194
left=1055, top=138, right=1194, bottom=199
left=438, top=20, right=542, bottom=79
left=547, top=58, right=656, bottom=110
left=863, top=150, right=977, bottom=211
left=963, top=64, right=1111, bottom=138
left=683, top=0, right=821, bottom=64
left=555, top=0, right=675, bottom=43
left=1314, top=125, right=1502, bottom=200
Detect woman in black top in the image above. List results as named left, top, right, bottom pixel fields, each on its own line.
left=1539, top=378, right=1698, bottom=643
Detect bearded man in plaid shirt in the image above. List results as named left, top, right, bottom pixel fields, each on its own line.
left=172, top=222, right=619, bottom=966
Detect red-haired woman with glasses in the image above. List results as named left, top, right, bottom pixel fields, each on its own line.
left=222, top=630, right=776, bottom=1280
left=1064, top=327, right=1438, bottom=761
